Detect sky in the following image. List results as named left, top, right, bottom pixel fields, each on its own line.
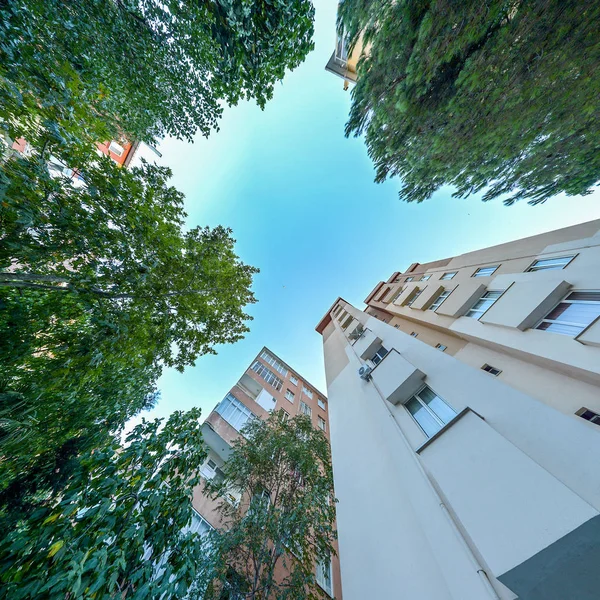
left=132, top=0, right=600, bottom=426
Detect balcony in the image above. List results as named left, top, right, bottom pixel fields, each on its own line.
left=353, top=328, right=383, bottom=360
left=370, top=349, right=425, bottom=405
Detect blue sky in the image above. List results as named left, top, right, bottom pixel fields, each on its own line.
left=137, top=0, right=600, bottom=424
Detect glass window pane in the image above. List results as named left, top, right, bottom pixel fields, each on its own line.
left=537, top=321, right=582, bottom=336
left=546, top=302, right=600, bottom=326
left=406, top=398, right=441, bottom=437
left=567, top=291, right=600, bottom=302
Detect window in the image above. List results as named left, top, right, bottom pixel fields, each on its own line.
left=473, top=265, right=499, bottom=277
left=300, top=401, right=312, bottom=417
left=333, top=305, right=343, bottom=317
left=341, top=315, right=354, bottom=330
left=316, top=556, right=333, bottom=596
left=216, top=394, right=255, bottom=431
left=526, top=255, right=575, bottom=272
left=466, top=290, right=503, bottom=319
left=577, top=408, right=600, bottom=426
left=407, top=288, right=423, bottom=307
left=200, top=458, right=218, bottom=480
left=420, top=274, right=431, bottom=281
left=260, top=350, right=288, bottom=376
left=318, top=416, right=326, bottom=431
left=394, top=324, right=400, bottom=329
left=536, top=291, right=600, bottom=336
left=390, top=288, right=403, bottom=303
left=405, top=276, right=414, bottom=282
left=405, top=386, right=457, bottom=438
left=279, top=409, right=290, bottom=421
left=290, top=375, right=299, bottom=386
left=337, top=310, right=347, bottom=322
left=108, top=140, right=125, bottom=156
left=410, top=332, right=418, bottom=337
left=302, top=386, right=313, bottom=399
left=285, top=389, right=295, bottom=403
left=318, top=398, right=326, bottom=410
left=377, top=287, right=391, bottom=302
left=371, top=345, right=388, bottom=365
left=482, top=364, right=502, bottom=376
left=428, top=289, right=451, bottom=311
left=441, top=271, right=457, bottom=280
left=435, top=344, right=447, bottom=352
left=251, top=361, right=284, bottom=391
left=186, top=510, right=213, bottom=538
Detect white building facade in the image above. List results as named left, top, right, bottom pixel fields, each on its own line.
left=316, top=220, right=600, bottom=600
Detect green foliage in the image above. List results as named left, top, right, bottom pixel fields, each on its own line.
left=0, top=151, right=257, bottom=520
left=341, top=0, right=600, bottom=205
left=203, top=413, right=337, bottom=599
left=0, top=0, right=315, bottom=148
left=0, top=409, right=210, bottom=599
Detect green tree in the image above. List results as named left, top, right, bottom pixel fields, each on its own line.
left=0, top=408, right=212, bottom=599
left=341, top=0, right=600, bottom=205
left=203, top=413, right=337, bottom=600
left=0, top=152, right=257, bottom=519
left=0, top=0, right=315, bottom=149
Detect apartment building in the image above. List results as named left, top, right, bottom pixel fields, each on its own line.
left=324, top=30, right=366, bottom=89
left=315, top=220, right=600, bottom=600
left=190, top=347, right=341, bottom=598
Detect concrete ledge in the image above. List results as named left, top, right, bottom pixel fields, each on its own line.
left=415, top=408, right=477, bottom=454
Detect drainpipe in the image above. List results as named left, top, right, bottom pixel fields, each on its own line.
left=346, top=323, right=502, bottom=600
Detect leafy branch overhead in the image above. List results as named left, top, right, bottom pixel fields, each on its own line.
left=340, top=0, right=600, bottom=205
left=0, top=153, right=257, bottom=521
left=0, top=409, right=210, bottom=600
left=0, top=0, right=315, bottom=147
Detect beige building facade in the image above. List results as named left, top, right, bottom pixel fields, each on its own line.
left=315, top=220, right=600, bottom=600
left=193, top=347, right=342, bottom=599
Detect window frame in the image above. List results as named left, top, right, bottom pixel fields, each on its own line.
left=441, top=271, right=457, bottom=280
left=290, top=375, right=299, bottom=386
left=428, top=289, right=451, bottom=312
left=317, top=398, right=326, bottom=410
left=316, top=555, right=333, bottom=596
left=302, top=386, right=313, bottom=399
left=251, top=361, right=284, bottom=391
left=472, top=265, right=499, bottom=278
left=216, top=393, right=256, bottom=432
left=535, top=290, right=600, bottom=336
left=299, top=401, right=312, bottom=417
left=481, top=364, right=502, bottom=376
left=318, top=416, right=327, bottom=431
left=526, top=255, right=576, bottom=272
left=419, top=274, right=431, bottom=281
left=370, top=345, right=388, bottom=365
left=407, top=288, right=423, bottom=307
left=465, top=290, right=504, bottom=319
left=410, top=332, right=418, bottom=337
left=260, top=350, right=289, bottom=377
left=405, top=276, right=414, bottom=282
left=404, top=386, right=457, bottom=438
left=576, top=407, right=600, bottom=426
left=435, top=344, right=447, bottom=352
left=108, top=140, right=125, bottom=157
left=285, top=389, right=295, bottom=403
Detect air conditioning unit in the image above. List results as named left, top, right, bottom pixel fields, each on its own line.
left=358, top=365, right=372, bottom=381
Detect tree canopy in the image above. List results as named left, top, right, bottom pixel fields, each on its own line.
left=0, top=152, right=257, bottom=520
left=0, top=0, right=315, bottom=148
left=0, top=409, right=210, bottom=600
left=340, top=0, right=600, bottom=205
left=203, top=413, right=337, bottom=599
